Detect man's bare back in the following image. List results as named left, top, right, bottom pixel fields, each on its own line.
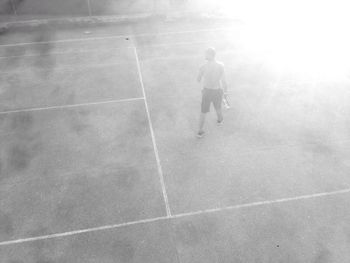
left=198, top=61, right=225, bottom=90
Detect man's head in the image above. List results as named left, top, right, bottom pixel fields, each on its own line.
left=205, top=47, right=216, bottom=61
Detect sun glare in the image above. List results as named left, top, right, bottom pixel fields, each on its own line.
left=221, top=0, right=350, bottom=80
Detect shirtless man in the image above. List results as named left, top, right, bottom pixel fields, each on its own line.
left=197, top=47, right=228, bottom=138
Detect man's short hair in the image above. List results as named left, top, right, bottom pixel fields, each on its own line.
left=206, top=47, right=216, bottom=59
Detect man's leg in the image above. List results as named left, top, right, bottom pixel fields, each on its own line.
left=216, top=108, right=223, bottom=123
left=214, top=89, right=224, bottom=124
left=198, top=112, right=206, bottom=133
left=198, top=89, right=209, bottom=137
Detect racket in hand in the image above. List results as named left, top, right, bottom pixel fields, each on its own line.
left=222, top=93, right=231, bottom=109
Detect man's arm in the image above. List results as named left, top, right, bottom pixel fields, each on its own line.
left=221, top=65, right=228, bottom=93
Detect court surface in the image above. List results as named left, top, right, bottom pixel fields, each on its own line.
left=1, top=18, right=350, bottom=262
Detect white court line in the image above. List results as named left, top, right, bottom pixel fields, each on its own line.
left=0, top=47, right=134, bottom=59
left=0, top=216, right=168, bottom=246
left=86, top=0, right=92, bottom=16
left=133, top=46, right=172, bottom=217
left=0, top=27, right=233, bottom=47
left=172, top=188, right=350, bottom=219
left=1, top=188, right=349, bottom=246
left=0, top=50, right=237, bottom=73
left=0, top=38, right=236, bottom=60
left=0, top=97, right=144, bottom=115
left=140, top=50, right=237, bottom=62
left=0, top=61, right=135, bottom=75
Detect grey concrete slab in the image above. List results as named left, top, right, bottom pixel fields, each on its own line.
left=0, top=47, right=134, bottom=71
left=134, top=30, right=240, bottom=55
left=0, top=0, right=15, bottom=16
left=0, top=219, right=178, bottom=263
left=0, top=18, right=349, bottom=262
left=140, top=56, right=320, bottom=149
left=0, top=36, right=133, bottom=57
left=14, top=0, right=89, bottom=18
left=0, top=59, right=141, bottom=111
left=0, top=19, right=238, bottom=47
left=141, top=49, right=350, bottom=214
left=89, top=0, right=152, bottom=16
left=0, top=101, right=166, bottom=241
left=163, top=142, right=350, bottom=213
left=139, top=47, right=267, bottom=96
left=172, top=192, right=350, bottom=263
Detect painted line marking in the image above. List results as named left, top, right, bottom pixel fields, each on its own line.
left=0, top=27, right=235, bottom=47
left=0, top=48, right=236, bottom=73
left=0, top=39, right=233, bottom=59
left=0, top=97, right=144, bottom=115
left=86, top=0, right=92, bottom=16
left=0, top=216, right=168, bottom=246
left=0, top=188, right=349, bottom=246
left=0, top=61, right=135, bottom=75
left=0, top=47, right=134, bottom=59
left=133, top=46, right=172, bottom=217
left=172, top=188, right=350, bottom=219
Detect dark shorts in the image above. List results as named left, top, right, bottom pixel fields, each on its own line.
left=201, top=88, right=223, bottom=113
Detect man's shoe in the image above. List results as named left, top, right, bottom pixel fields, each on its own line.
left=196, top=131, right=205, bottom=138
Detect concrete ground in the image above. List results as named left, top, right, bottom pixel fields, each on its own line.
left=0, top=17, right=350, bottom=262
